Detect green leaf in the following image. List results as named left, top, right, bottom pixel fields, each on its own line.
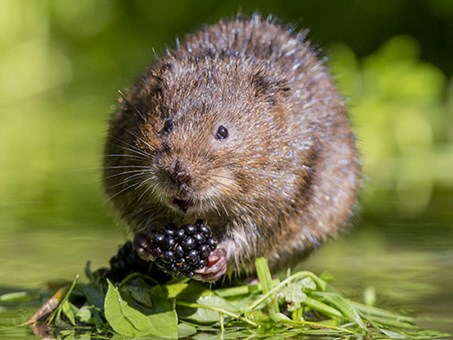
left=81, top=284, right=105, bottom=309
left=120, top=282, right=176, bottom=314
left=91, top=308, right=108, bottom=333
left=177, top=322, right=198, bottom=338
left=147, top=310, right=179, bottom=338
left=311, top=291, right=366, bottom=329
left=378, top=327, right=407, bottom=339
left=61, top=300, right=77, bottom=326
left=148, top=285, right=175, bottom=312
left=75, top=305, right=92, bottom=324
left=178, top=294, right=237, bottom=324
left=165, top=282, right=191, bottom=298
left=104, top=280, right=178, bottom=338
left=166, top=281, right=207, bottom=300
left=120, top=284, right=155, bottom=312
left=104, top=281, right=152, bottom=336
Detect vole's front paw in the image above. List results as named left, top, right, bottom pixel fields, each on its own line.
left=134, top=231, right=155, bottom=262
left=193, top=247, right=227, bottom=282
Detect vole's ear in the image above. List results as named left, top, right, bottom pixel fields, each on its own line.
left=250, top=71, right=291, bottom=105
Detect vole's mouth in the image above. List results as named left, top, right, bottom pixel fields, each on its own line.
left=172, top=197, right=193, bottom=213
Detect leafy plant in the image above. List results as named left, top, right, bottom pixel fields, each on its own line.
left=22, top=258, right=449, bottom=339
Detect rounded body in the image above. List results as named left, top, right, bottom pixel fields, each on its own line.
left=104, top=16, right=360, bottom=279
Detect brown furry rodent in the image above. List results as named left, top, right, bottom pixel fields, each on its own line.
left=103, top=15, right=360, bottom=281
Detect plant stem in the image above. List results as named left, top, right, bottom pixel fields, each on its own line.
left=304, top=296, right=342, bottom=319
left=255, top=258, right=280, bottom=315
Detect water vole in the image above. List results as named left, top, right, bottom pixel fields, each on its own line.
left=103, top=15, right=360, bottom=281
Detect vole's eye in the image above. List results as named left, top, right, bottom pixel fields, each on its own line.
left=160, top=119, right=173, bottom=135
left=215, top=125, right=229, bottom=140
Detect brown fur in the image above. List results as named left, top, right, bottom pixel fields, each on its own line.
left=103, top=15, right=361, bottom=279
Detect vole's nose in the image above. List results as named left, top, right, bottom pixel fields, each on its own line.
left=173, top=160, right=191, bottom=186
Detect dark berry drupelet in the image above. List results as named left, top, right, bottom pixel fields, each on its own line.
left=134, top=220, right=217, bottom=278
left=105, top=240, right=171, bottom=283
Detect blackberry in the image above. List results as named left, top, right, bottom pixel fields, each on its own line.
left=105, top=240, right=171, bottom=283
left=134, top=220, right=217, bottom=277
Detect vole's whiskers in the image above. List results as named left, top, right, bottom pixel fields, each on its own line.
left=104, top=180, right=141, bottom=205
left=105, top=153, right=149, bottom=162
left=135, top=176, right=159, bottom=203
left=108, top=172, right=148, bottom=189
left=124, top=129, right=157, bottom=153
left=103, top=168, right=146, bottom=180
left=102, top=165, right=149, bottom=170
left=119, top=145, right=152, bottom=160
left=110, top=136, right=154, bottom=160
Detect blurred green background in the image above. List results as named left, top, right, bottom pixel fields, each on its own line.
left=1, top=1, right=453, bottom=329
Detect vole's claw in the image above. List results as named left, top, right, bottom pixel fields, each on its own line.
left=193, top=247, right=227, bottom=282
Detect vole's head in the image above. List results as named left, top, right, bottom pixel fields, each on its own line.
left=104, top=55, right=300, bottom=227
